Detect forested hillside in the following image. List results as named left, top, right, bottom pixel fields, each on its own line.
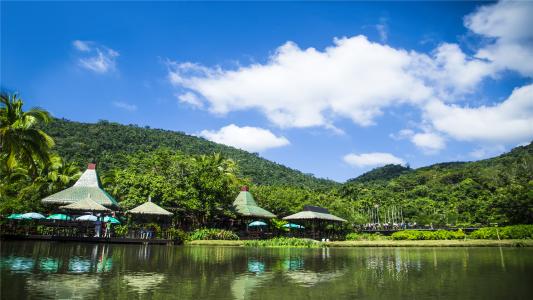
left=37, top=118, right=533, bottom=226
left=42, top=119, right=337, bottom=189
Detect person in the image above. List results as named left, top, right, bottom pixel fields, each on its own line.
left=94, top=214, right=102, bottom=237
left=104, top=221, right=112, bottom=238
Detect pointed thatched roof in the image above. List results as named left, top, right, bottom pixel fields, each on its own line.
left=127, top=199, right=173, bottom=216
left=233, top=187, right=276, bottom=219
left=60, top=195, right=111, bottom=212
left=283, top=206, right=346, bottom=222
left=42, top=164, right=119, bottom=207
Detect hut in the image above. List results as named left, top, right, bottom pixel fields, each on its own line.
left=233, top=186, right=275, bottom=219
left=60, top=195, right=111, bottom=213
left=127, top=198, right=173, bottom=217
left=233, top=186, right=275, bottom=234
left=283, top=205, right=346, bottom=239
left=42, top=163, right=119, bottom=208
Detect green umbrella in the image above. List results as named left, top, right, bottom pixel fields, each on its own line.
left=7, top=213, right=24, bottom=220
left=47, top=214, right=71, bottom=221
left=103, top=216, right=120, bottom=224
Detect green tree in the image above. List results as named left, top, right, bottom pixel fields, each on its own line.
left=0, top=93, right=54, bottom=177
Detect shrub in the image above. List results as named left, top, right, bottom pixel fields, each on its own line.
left=345, top=232, right=388, bottom=241
left=166, top=228, right=187, bottom=241
left=188, top=228, right=239, bottom=240
left=391, top=229, right=465, bottom=240
left=469, top=225, right=533, bottom=239
left=114, top=225, right=129, bottom=237
left=244, top=237, right=323, bottom=248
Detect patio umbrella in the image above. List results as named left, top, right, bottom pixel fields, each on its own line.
left=7, top=213, right=24, bottom=220
left=248, top=220, right=268, bottom=227
left=21, top=212, right=46, bottom=220
left=76, top=215, right=97, bottom=222
left=47, top=214, right=71, bottom=221
left=283, top=223, right=305, bottom=229
left=103, top=216, right=120, bottom=224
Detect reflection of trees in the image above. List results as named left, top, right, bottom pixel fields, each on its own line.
left=2, top=242, right=533, bottom=299
left=123, top=273, right=166, bottom=294
left=26, top=274, right=100, bottom=299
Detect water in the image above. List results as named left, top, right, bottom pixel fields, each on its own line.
left=1, top=241, right=532, bottom=299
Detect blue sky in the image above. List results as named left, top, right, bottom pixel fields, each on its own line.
left=2, top=1, right=532, bottom=182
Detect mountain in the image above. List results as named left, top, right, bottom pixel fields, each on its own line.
left=43, top=118, right=338, bottom=189
left=347, top=143, right=532, bottom=184
left=347, top=164, right=412, bottom=183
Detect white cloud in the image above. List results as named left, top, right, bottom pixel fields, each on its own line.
left=343, top=152, right=405, bottom=168
left=424, top=83, right=533, bottom=143
left=166, top=0, right=533, bottom=150
left=469, top=145, right=506, bottom=159
left=73, top=40, right=119, bottom=73
left=198, top=124, right=290, bottom=152
left=465, top=0, right=533, bottom=76
left=411, top=132, right=446, bottom=153
left=391, top=128, right=446, bottom=153
left=112, top=101, right=137, bottom=112
left=177, top=92, right=203, bottom=108
left=168, top=35, right=432, bottom=129
left=73, top=40, right=91, bottom=52
left=428, top=43, right=495, bottom=95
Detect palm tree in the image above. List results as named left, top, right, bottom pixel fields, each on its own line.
left=0, top=93, right=54, bottom=177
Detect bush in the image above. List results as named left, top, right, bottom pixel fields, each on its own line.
left=469, top=225, right=533, bottom=239
left=114, top=225, right=129, bottom=237
left=244, top=237, right=323, bottom=248
left=188, top=228, right=239, bottom=240
left=345, top=232, right=388, bottom=241
left=166, top=228, right=187, bottom=241
left=391, top=229, right=465, bottom=240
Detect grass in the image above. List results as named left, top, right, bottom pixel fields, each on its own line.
left=185, top=240, right=244, bottom=246
left=185, top=239, right=533, bottom=247
left=327, top=239, right=533, bottom=247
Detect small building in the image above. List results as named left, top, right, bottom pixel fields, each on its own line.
left=233, top=186, right=275, bottom=219
left=41, top=163, right=119, bottom=208
left=283, top=205, right=346, bottom=239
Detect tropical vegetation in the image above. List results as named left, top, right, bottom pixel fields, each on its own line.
left=1, top=92, right=532, bottom=232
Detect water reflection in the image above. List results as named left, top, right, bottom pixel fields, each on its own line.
left=26, top=274, right=100, bottom=299
left=2, top=242, right=533, bottom=300
left=123, top=273, right=167, bottom=294
left=1, top=257, right=34, bottom=272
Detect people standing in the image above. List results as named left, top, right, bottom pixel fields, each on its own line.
left=94, top=214, right=102, bottom=237
left=104, top=220, right=112, bottom=238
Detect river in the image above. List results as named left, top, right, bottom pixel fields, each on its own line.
left=1, top=241, right=532, bottom=299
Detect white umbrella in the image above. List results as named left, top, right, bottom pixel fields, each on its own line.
left=76, top=215, right=97, bottom=222
left=21, top=212, right=46, bottom=220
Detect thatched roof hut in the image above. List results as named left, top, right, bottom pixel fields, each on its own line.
left=283, top=206, right=346, bottom=222
left=60, top=195, right=111, bottom=212
left=233, top=186, right=276, bottom=219
left=42, top=163, right=119, bottom=208
left=127, top=199, right=173, bottom=216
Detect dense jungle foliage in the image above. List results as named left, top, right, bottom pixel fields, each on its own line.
left=42, top=118, right=337, bottom=189
left=1, top=94, right=532, bottom=228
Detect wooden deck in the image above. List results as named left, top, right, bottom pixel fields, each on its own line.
left=0, top=234, right=178, bottom=245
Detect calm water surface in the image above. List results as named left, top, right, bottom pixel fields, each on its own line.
left=1, top=241, right=532, bottom=299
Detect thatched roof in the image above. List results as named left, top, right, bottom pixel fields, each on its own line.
left=283, top=206, right=346, bottom=222
left=42, top=164, right=119, bottom=207
left=128, top=200, right=173, bottom=216
left=233, top=187, right=276, bottom=219
left=60, top=196, right=111, bottom=212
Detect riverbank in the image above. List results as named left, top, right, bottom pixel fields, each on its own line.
left=186, top=239, right=533, bottom=247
